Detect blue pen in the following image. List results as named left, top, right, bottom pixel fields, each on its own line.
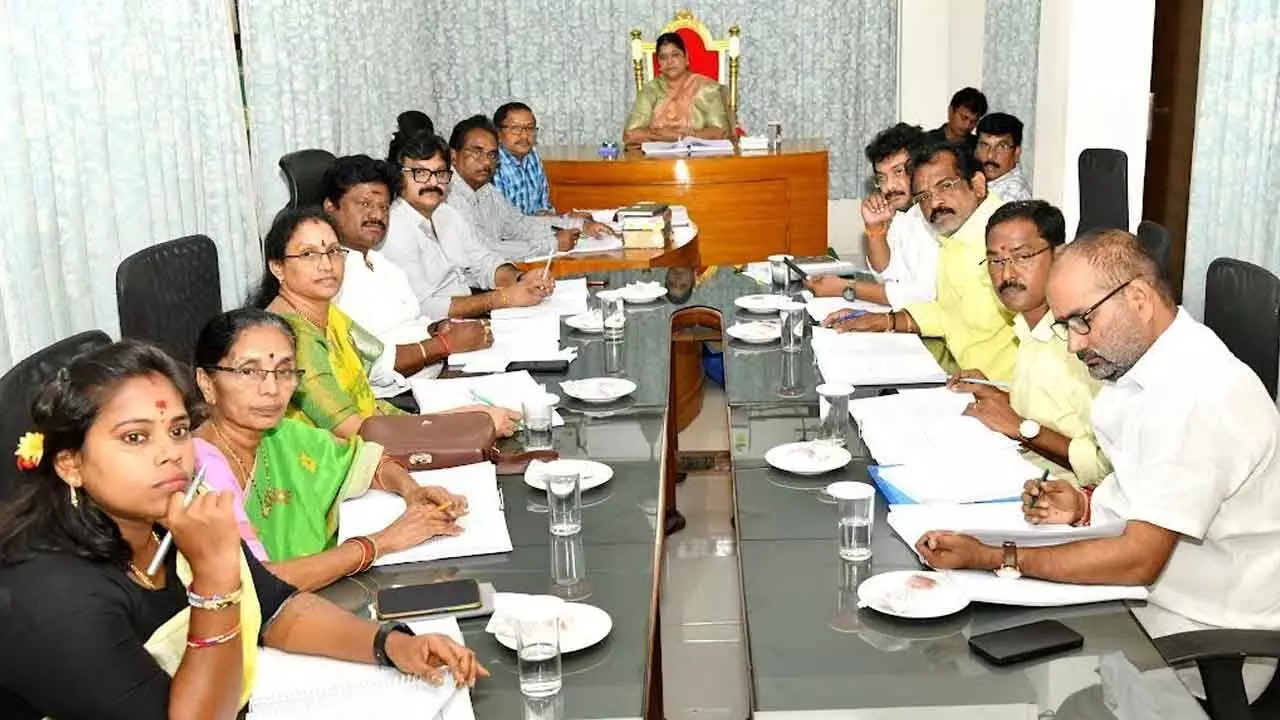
left=836, top=309, right=867, bottom=322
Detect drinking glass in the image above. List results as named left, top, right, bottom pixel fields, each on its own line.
left=521, top=393, right=558, bottom=451
left=544, top=462, right=582, bottom=536
left=517, top=597, right=563, bottom=697
left=779, top=301, right=806, bottom=353
left=602, top=294, right=626, bottom=339
left=827, top=481, right=875, bottom=560
left=816, top=383, right=853, bottom=447
left=768, top=253, right=796, bottom=291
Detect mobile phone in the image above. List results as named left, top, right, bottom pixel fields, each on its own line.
left=507, top=359, right=571, bottom=373
left=375, top=579, right=483, bottom=620
left=968, top=619, right=1084, bottom=666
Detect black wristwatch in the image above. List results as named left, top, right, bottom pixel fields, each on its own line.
left=373, top=621, right=414, bottom=667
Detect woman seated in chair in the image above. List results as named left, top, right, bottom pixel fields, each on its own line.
left=193, top=308, right=467, bottom=592
left=623, top=32, right=731, bottom=145
left=250, top=207, right=520, bottom=439
left=0, top=341, right=485, bottom=720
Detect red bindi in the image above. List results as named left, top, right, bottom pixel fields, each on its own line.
left=155, top=400, right=168, bottom=410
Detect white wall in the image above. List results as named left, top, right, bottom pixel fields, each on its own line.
left=1032, top=0, right=1155, bottom=235
left=898, top=0, right=987, bottom=128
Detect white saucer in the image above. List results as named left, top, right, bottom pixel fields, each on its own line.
left=726, top=321, right=781, bottom=344
left=617, top=282, right=666, bottom=304
left=565, top=311, right=604, bottom=333
left=560, top=378, right=637, bottom=404
left=764, top=441, right=852, bottom=476
left=856, top=571, right=970, bottom=620
left=524, top=459, right=614, bottom=492
left=494, top=603, right=613, bottom=653
left=735, top=294, right=791, bottom=314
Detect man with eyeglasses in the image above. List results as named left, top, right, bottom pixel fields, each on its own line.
left=492, top=102, right=573, bottom=219
left=825, top=139, right=1017, bottom=382
left=918, top=229, right=1280, bottom=700
left=447, top=115, right=614, bottom=263
left=805, top=123, right=938, bottom=307
left=380, top=131, right=552, bottom=320
left=975, top=113, right=1032, bottom=202
left=947, top=200, right=1109, bottom=486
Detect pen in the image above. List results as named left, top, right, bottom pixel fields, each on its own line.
left=956, top=377, right=1010, bottom=391
left=469, top=389, right=497, bottom=407
left=1025, top=469, right=1050, bottom=511
left=146, top=465, right=206, bottom=575
left=835, top=309, right=867, bottom=322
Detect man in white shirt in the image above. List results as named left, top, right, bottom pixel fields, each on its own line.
left=323, top=154, right=492, bottom=393
left=379, top=132, right=551, bottom=320
left=917, top=229, right=1280, bottom=695
left=976, top=112, right=1032, bottom=202
left=805, top=123, right=938, bottom=308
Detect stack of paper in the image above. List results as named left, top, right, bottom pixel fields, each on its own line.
left=338, top=463, right=513, bottom=567
left=945, top=570, right=1150, bottom=607
left=490, top=278, right=589, bottom=318
left=640, top=137, right=734, bottom=156
left=870, top=455, right=1041, bottom=504
left=409, top=371, right=565, bottom=427
left=887, top=501, right=1125, bottom=549
left=447, top=310, right=576, bottom=374
left=247, top=617, right=474, bottom=720
left=849, top=386, right=974, bottom=425
left=811, top=327, right=948, bottom=386
left=804, top=296, right=892, bottom=323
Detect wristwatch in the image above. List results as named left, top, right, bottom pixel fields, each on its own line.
left=1018, top=419, right=1042, bottom=441
left=995, top=541, right=1022, bottom=579
left=373, top=621, right=415, bottom=667
left=841, top=283, right=857, bottom=302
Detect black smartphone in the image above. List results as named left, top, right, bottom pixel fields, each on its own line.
left=968, top=619, right=1084, bottom=666
left=782, top=257, right=810, bottom=281
left=375, top=579, right=483, bottom=620
left=507, top=359, right=571, bottom=373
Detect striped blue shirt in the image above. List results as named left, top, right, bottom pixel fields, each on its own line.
left=493, top=146, right=552, bottom=215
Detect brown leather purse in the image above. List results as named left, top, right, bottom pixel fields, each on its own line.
left=358, top=412, right=556, bottom=475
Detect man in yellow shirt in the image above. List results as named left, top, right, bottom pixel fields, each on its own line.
left=948, top=200, right=1112, bottom=485
left=825, top=140, right=1017, bottom=381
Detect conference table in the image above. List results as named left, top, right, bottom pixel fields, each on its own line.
left=319, top=266, right=1202, bottom=719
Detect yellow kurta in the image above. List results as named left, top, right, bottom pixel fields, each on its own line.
left=904, top=194, right=1018, bottom=381
left=1010, top=312, right=1112, bottom=486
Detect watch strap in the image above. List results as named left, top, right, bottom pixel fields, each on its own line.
left=374, top=621, right=414, bottom=667
left=1002, top=541, right=1019, bottom=571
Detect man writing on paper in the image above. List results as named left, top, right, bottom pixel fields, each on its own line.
left=824, top=140, right=1017, bottom=381
left=947, top=201, right=1110, bottom=486
left=379, top=131, right=552, bottom=320
left=918, top=230, right=1280, bottom=698
left=447, top=115, right=614, bottom=262
left=805, top=123, right=937, bottom=307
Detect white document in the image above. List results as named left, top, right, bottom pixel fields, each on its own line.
left=887, top=501, right=1126, bottom=548
left=942, top=569, right=1149, bottom=607
left=338, top=463, right=513, bottom=566
left=248, top=617, right=469, bottom=719
left=873, top=453, right=1040, bottom=503
left=849, top=386, right=974, bottom=425
left=641, top=137, right=734, bottom=156
left=409, top=371, right=564, bottom=426
left=857, top=413, right=1017, bottom=466
left=447, top=310, right=568, bottom=372
left=811, top=326, right=948, bottom=386
left=805, top=296, right=891, bottom=323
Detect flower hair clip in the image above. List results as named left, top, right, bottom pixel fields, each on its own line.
left=15, top=431, right=44, bottom=471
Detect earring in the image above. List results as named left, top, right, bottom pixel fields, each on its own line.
left=69, top=485, right=80, bottom=509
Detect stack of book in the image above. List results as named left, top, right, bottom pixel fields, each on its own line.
left=616, top=203, right=671, bottom=249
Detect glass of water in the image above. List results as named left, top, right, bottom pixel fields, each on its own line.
left=602, top=293, right=626, bottom=339
left=826, top=481, right=874, bottom=560
left=779, top=301, right=806, bottom=353
left=521, top=392, right=558, bottom=451
left=768, top=253, right=796, bottom=292
left=517, top=597, right=563, bottom=697
left=816, top=383, right=853, bottom=446
left=544, top=461, right=582, bottom=536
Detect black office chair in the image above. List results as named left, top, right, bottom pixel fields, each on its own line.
left=1137, top=220, right=1173, bottom=279
left=278, top=149, right=336, bottom=210
left=1155, top=631, right=1280, bottom=719
left=116, top=234, right=222, bottom=366
left=1076, top=148, right=1129, bottom=238
left=0, top=330, right=112, bottom=500
left=1203, top=257, right=1280, bottom=399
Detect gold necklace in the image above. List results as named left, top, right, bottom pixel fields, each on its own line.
left=209, top=421, right=290, bottom=519
left=127, top=531, right=162, bottom=590
left=209, top=421, right=255, bottom=491
left=280, top=295, right=327, bottom=330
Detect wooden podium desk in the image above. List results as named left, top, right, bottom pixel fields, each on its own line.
left=540, top=141, right=829, bottom=266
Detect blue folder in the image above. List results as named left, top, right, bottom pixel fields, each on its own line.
left=867, top=465, right=1021, bottom=505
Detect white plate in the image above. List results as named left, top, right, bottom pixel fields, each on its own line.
left=495, top=603, right=613, bottom=653
left=565, top=311, right=604, bottom=333
left=524, top=459, right=614, bottom=492
left=617, top=282, right=667, bottom=304
left=857, top=571, right=970, bottom=620
left=726, top=321, right=782, bottom=344
left=764, top=441, right=852, bottom=476
left=735, top=294, right=791, bottom=314
left=560, top=378, right=637, bottom=404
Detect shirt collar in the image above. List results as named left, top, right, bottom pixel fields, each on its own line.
left=1114, top=307, right=1191, bottom=391
left=1013, top=310, right=1056, bottom=343
left=499, top=145, right=538, bottom=167
left=390, top=196, right=433, bottom=235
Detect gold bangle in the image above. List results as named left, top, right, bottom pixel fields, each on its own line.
left=187, top=584, right=243, bottom=611
left=417, top=340, right=428, bottom=364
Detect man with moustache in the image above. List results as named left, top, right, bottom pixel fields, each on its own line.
left=946, top=201, right=1109, bottom=485
left=379, top=132, right=552, bottom=320
left=447, top=115, right=614, bottom=262
left=324, top=154, right=492, bottom=389
left=825, top=140, right=1017, bottom=381
left=975, top=113, right=1032, bottom=202
left=917, top=230, right=1280, bottom=701
left=805, top=123, right=937, bottom=306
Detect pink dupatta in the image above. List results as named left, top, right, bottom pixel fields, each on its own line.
left=194, top=438, right=270, bottom=561
left=651, top=72, right=711, bottom=133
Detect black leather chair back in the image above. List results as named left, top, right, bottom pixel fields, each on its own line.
left=0, top=331, right=112, bottom=500
left=116, top=234, right=222, bottom=366
left=279, top=149, right=337, bottom=210
left=1136, top=220, right=1172, bottom=279
left=1204, top=257, right=1280, bottom=399
left=1076, top=148, right=1129, bottom=238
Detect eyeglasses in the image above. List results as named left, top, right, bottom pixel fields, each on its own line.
left=873, top=163, right=908, bottom=189
left=207, top=366, right=306, bottom=385
left=461, top=147, right=500, bottom=163
left=911, top=176, right=967, bottom=205
left=282, top=246, right=348, bottom=266
left=977, top=140, right=1015, bottom=155
left=402, top=166, right=452, bottom=184
left=1050, top=277, right=1137, bottom=341
left=500, top=124, right=538, bottom=135
left=980, top=245, right=1052, bottom=269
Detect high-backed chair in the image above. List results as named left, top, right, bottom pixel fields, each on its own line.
left=0, top=330, right=112, bottom=500
left=279, top=149, right=336, bottom=210
left=1203, top=257, right=1280, bottom=399
left=1136, top=220, right=1172, bottom=279
left=630, top=10, right=742, bottom=126
left=116, top=234, right=222, bottom=366
left=1075, top=148, right=1129, bottom=238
